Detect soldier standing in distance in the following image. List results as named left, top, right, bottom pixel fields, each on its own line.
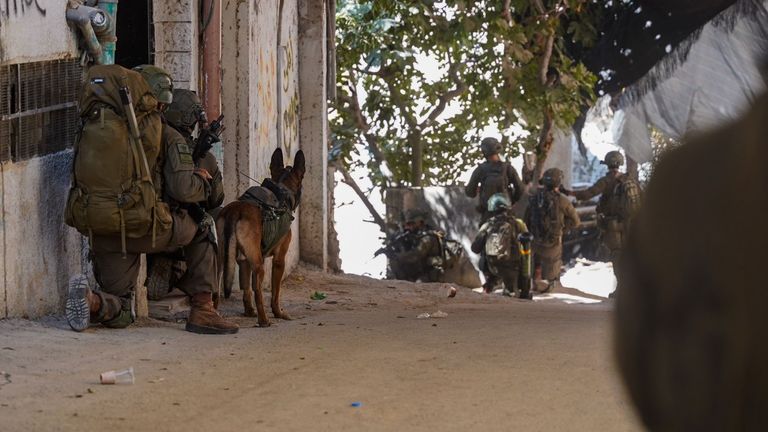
left=465, top=137, right=523, bottom=292
left=567, top=150, right=640, bottom=284
left=525, top=168, right=580, bottom=293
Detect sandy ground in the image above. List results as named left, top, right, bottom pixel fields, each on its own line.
left=0, top=265, right=642, bottom=432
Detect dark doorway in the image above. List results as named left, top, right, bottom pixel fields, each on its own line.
left=115, top=1, right=153, bottom=68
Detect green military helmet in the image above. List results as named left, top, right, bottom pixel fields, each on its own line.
left=601, top=150, right=625, bottom=168
left=132, top=65, right=174, bottom=105
left=487, top=192, right=511, bottom=212
left=165, top=89, right=203, bottom=129
left=542, top=167, right=564, bottom=189
left=404, top=208, right=428, bottom=224
left=480, top=137, right=502, bottom=157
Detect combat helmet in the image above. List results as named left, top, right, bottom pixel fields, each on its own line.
left=601, top=150, right=625, bottom=169
left=542, top=168, right=564, bottom=189
left=165, top=89, right=204, bottom=130
left=480, top=137, right=502, bottom=157
left=487, top=192, right=511, bottom=212
left=132, top=65, right=174, bottom=105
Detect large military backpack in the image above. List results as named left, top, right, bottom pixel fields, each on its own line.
left=484, top=216, right=522, bottom=261
left=478, top=162, right=513, bottom=212
left=527, top=189, right=560, bottom=246
left=65, top=65, right=171, bottom=252
left=600, top=174, right=642, bottom=222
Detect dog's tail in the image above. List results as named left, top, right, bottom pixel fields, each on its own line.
left=221, top=214, right=238, bottom=299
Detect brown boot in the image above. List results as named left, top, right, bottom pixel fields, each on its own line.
left=186, top=292, right=239, bottom=335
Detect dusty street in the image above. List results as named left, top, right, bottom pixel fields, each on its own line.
left=0, top=266, right=641, bottom=432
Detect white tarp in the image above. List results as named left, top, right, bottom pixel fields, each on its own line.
left=586, top=0, right=768, bottom=162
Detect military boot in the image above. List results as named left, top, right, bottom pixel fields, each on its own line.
left=66, top=274, right=99, bottom=332
left=186, top=292, right=239, bottom=335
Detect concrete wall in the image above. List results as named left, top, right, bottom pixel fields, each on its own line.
left=298, top=0, right=328, bottom=269
left=221, top=0, right=316, bottom=285
left=154, top=0, right=199, bottom=90
left=0, top=0, right=77, bottom=65
left=0, top=3, right=85, bottom=318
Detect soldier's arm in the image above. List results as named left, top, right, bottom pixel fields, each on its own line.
left=572, top=177, right=607, bottom=201
left=464, top=167, right=481, bottom=198
left=197, top=152, right=225, bottom=209
left=164, top=131, right=210, bottom=203
left=562, top=197, right=581, bottom=232
left=471, top=223, right=489, bottom=253
left=507, top=164, right=523, bottom=203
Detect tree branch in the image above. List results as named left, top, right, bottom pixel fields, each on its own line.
left=419, top=60, right=467, bottom=130
left=338, top=75, right=389, bottom=173
left=333, top=161, right=387, bottom=232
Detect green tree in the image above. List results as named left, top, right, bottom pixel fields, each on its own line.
left=331, top=0, right=599, bottom=227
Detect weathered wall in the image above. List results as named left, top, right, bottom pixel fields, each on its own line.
left=221, top=0, right=304, bottom=286
left=298, top=0, right=328, bottom=269
left=2, top=154, right=85, bottom=318
left=0, top=3, right=84, bottom=318
left=0, top=0, right=77, bottom=65
left=154, top=0, right=199, bottom=90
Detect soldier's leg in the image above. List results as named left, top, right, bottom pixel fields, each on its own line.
left=89, top=251, right=139, bottom=328
left=540, top=245, right=563, bottom=293
left=171, top=212, right=238, bottom=335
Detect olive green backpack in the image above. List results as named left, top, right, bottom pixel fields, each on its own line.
left=65, top=64, right=171, bottom=253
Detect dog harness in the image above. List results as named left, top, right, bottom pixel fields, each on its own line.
left=238, top=184, right=295, bottom=255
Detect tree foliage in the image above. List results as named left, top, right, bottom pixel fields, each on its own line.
left=331, top=0, right=599, bottom=189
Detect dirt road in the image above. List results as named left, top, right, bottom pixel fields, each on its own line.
left=0, top=266, right=641, bottom=431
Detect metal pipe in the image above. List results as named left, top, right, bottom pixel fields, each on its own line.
left=96, top=0, right=119, bottom=65
left=66, top=5, right=106, bottom=63
left=201, top=0, right=222, bottom=121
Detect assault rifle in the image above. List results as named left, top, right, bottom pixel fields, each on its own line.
left=374, top=230, right=418, bottom=258
left=192, top=114, right=225, bottom=164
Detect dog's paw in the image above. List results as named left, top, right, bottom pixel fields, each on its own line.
left=257, top=319, right=272, bottom=327
left=274, top=311, right=292, bottom=321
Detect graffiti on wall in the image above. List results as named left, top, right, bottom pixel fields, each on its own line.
left=280, top=17, right=299, bottom=158
left=257, top=45, right=276, bottom=154
left=1, top=0, right=46, bottom=19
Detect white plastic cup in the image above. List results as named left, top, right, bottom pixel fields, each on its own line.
left=100, top=367, right=135, bottom=385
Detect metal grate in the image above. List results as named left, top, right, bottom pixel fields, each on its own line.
left=0, top=59, right=83, bottom=162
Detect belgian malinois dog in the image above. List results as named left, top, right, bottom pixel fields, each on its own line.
left=215, top=148, right=305, bottom=327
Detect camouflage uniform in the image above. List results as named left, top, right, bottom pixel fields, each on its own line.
left=146, top=89, right=225, bottom=300
left=90, top=125, right=217, bottom=323
left=472, top=207, right=529, bottom=297
left=385, top=209, right=445, bottom=282
left=572, top=162, right=639, bottom=273
left=615, top=93, right=768, bottom=431
left=525, top=184, right=580, bottom=284
left=464, top=137, right=523, bottom=225
left=465, top=161, right=523, bottom=224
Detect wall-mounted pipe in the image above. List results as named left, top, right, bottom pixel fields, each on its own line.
left=66, top=0, right=119, bottom=65
left=66, top=4, right=107, bottom=63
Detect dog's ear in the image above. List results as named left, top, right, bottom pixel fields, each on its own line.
left=293, top=150, right=306, bottom=179
left=270, top=147, right=284, bottom=179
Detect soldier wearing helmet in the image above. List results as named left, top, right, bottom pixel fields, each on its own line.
left=464, top=137, right=523, bottom=225
left=525, top=168, right=580, bottom=293
left=472, top=193, right=531, bottom=297
left=67, top=65, right=238, bottom=335
left=464, top=137, right=523, bottom=291
left=145, top=88, right=226, bottom=304
left=568, top=150, right=641, bottom=287
left=377, top=208, right=448, bottom=282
